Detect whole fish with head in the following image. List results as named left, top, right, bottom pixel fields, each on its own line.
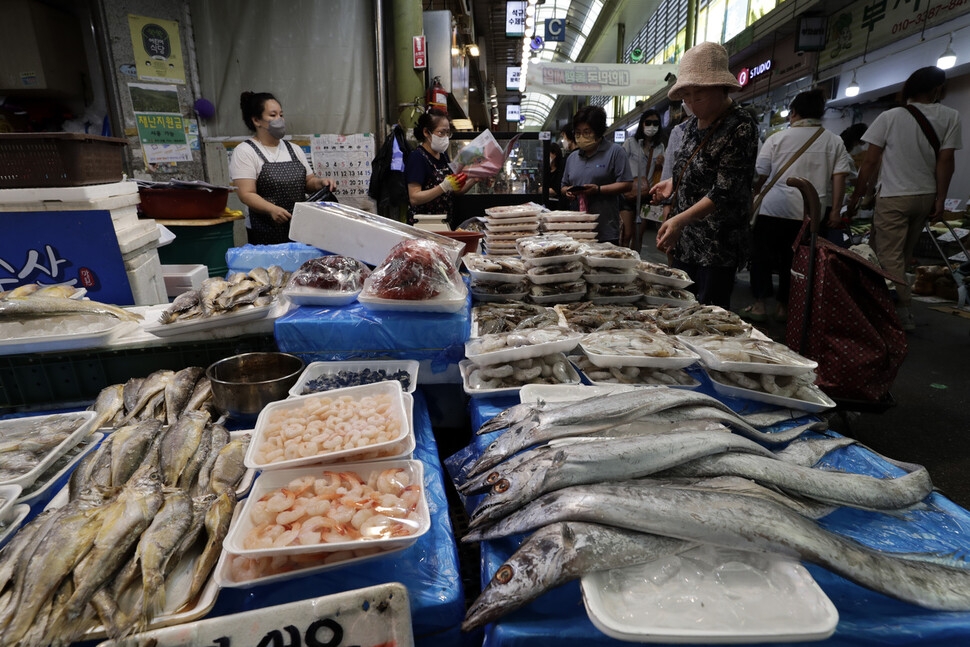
left=206, top=437, right=248, bottom=495
left=159, top=290, right=201, bottom=325
left=467, top=479, right=970, bottom=612
left=215, top=279, right=261, bottom=311
left=119, top=370, right=175, bottom=425
left=183, top=376, right=212, bottom=413
left=87, top=384, right=125, bottom=430
left=192, top=425, right=230, bottom=496
left=134, top=490, right=195, bottom=627
left=185, top=490, right=235, bottom=604
left=199, top=278, right=229, bottom=316
left=122, top=377, right=144, bottom=417
left=0, top=509, right=58, bottom=598
left=468, top=429, right=778, bottom=528
left=0, top=295, right=140, bottom=322
left=247, top=267, right=271, bottom=286
left=159, top=410, right=210, bottom=488
left=164, top=366, right=205, bottom=425
left=462, top=522, right=694, bottom=631
left=227, top=272, right=248, bottom=284
left=43, top=464, right=164, bottom=645
left=109, top=420, right=162, bottom=488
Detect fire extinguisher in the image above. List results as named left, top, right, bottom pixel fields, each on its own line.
left=427, top=76, right=448, bottom=111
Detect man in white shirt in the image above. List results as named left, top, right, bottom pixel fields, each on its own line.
left=848, top=66, right=962, bottom=331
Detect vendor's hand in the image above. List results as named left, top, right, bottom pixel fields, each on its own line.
left=321, top=177, right=336, bottom=191
left=439, top=173, right=467, bottom=193
left=929, top=197, right=946, bottom=223
left=656, top=214, right=684, bottom=254
left=827, top=210, right=843, bottom=230
left=650, top=178, right=673, bottom=205
left=268, top=205, right=292, bottom=223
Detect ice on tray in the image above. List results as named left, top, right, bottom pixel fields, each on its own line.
left=0, top=314, right=118, bottom=339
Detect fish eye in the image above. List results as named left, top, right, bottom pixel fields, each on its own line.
left=493, top=479, right=510, bottom=493
left=495, top=564, right=514, bottom=584
left=485, top=472, right=500, bottom=484
left=488, top=442, right=496, bottom=450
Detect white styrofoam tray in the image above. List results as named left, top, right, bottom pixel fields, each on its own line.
left=224, top=459, right=430, bottom=557
left=97, top=584, right=413, bottom=647
left=282, top=287, right=360, bottom=306
left=0, top=411, right=97, bottom=489
left=144, top=303, right=276, bottom=337
left=637, top=268, right=694, bottom=289
left=706, top=370, right=836, bottom=413
left=246, top=381, right=411, bottom=471
left=459, top=353, right=581, bottom=398
left=544, top=221, right=598, bottom=230
left=472, top=291, right=529, bottom=304
left=526, top=268, right=584, bottom=284
left=0, top=505, right=29, bottom=550
left=529, top=291, right=586, bottom=304
left=589, top=294, right=644, bottom=306
left=412, top=213, right=448, bottom=221
left=581, top=336, right=700, bottom=369
left=465, top=329, right=583, bottom=366
left=484, top=215, right=540, bottom=225
left=465, top=268, right=528, bottom=284
left=484, top=204, right=544, bottom=218
left=680, top=337, right=818, bottom=376
left=581, top=546, right=838, bottom=644
left=541, top=211, right=597, bottom=222
left=289, top=359, right=420, bottom=397
left=0, top=484, right=23, bottom=524
left=519, top=383, right=639, bottom=404
left=569, top=357, right=701, bottom=390
left=16, top=432, right=102, bottom=507
left=522, top=252, right=583, bottom=267
left=583, top=256, right=640, bottom=271
left=358, top=290, right=468, bottom=314
left=0, top=318, right=136, bottom=356
left=162, top=264, right=207, bottom=296
left=584, top=272, right=637, bottom=284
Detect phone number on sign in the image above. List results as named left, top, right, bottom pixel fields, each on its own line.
left=893, top=0, right=967, bottom=33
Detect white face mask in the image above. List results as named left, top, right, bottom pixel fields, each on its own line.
left=643, top=125, right=659, bottom=137
left=430, top=134, right=450, bottom=153
left=682, top=103, right=694, bottom=118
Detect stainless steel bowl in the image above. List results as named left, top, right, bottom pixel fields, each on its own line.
left=206, top=352, right=305, bottom=420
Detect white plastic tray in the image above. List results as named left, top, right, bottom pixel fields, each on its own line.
left=589, top=294, right=643, bottom=305
left=487, top=231, right=534, bottom=241
left=0, top=484, right=22, bottom=523
left=527, top=268, right=584, bottom=284
left=0, top=504, right=29, bottom=550
left=224, top=459, right=430, bottom=557
left=144, top=303, right=275, bottom=337
left=582, top=546, right=838, bottom=644
left=540, top=211, right=594, bottom=222
left=16, top=432, right=102, bottom=507
left=680, top=337, right=818, bottom=376
left=459, top=353, right=581, bottom=398
left=486, top=220, right=540, bottom=230
left=0, top=411, right=97, bottom=489
left=581, top=336, right=700, bottom=369
left=465, top=329, right=583, bottom=366
left=412, top=213, right=448, bottom=221
left=281, top=287, right=360, bottom=306
left=96, top=584, right=413, bottom=647
left=358, top=291, right=468, bottom=314
left=638, top=268, right=694, bottom=289
left=558, top=231, right=597, bottom=240
left=706, top=370, right=837, bottom=413
left=214, top=505, right=407, bottom=588
left=472, top=291, right=529, bottom=303
left=289, top=359, right=419, bottom=396
left=484, top=204, right=544, bottom=218
left=544, top=221, right=598, bottom=230
left=469, top=305, right=557, bottom=338
left=570, top=357, right=701, bottom=390
left=584, top=255, right=640, bottom=270
left=584, top=272, right=637, bottom=284
left=0, top=319, right=133, bottom=355
left=642, top=294, right=697, bottom=307
left=529, top=291, right=586, bottom=304
left=246, top=381, right=411, bottom=471
left=466, top=268, right=528, bottom=284
left=484, top=215, right=540, bottom=225
left=522, top=252, right=582, bottom=267
left=519, top=383, right=639, bottom=404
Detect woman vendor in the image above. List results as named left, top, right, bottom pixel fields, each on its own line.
left=230, top=91, right=336, bottom=245
left=406, top=108, right=477, bottom=224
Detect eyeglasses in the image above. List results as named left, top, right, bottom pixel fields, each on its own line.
left=432, top=128, right=452, bottom=137
left=644, top=121, right=660, bottom=126
left=574, top=129, right=595, bottom=138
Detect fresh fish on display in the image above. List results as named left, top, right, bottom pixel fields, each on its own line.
left=186, top=490, right=235, bottom=602
left=0, top=295, right=141, bottom=322
left=118, top=370, right=175, bottom=425
left=159, top=410, right=210, bottom=488
left=164, top=366, right=206, bottom=426
left=184, top=376, right=213, bottom=414
left=465, top=480, right=970, bottom=612
left=204, top=437, right=249, bottom=496
left=108, top=420, right=162, bottom=488
left=191, top=425, right=230, bottom=496
left=160, top=265, right=287, bottom=324
left=132, top=490, right=194, bottom=626
left=88, top=384, right=125, bottom=430
left=772, top=435, right=857, bottom=467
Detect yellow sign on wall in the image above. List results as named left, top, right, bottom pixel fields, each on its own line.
left=128, top=15, right=186, bottom=84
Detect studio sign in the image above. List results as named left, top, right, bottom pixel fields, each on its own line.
left=737, top=59, right=771, bottom=87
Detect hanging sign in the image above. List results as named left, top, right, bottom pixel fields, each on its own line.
left=506, top=105, right=521, bottom=121
left=545, top=18, right=566, bottom=42
left=129, top=82, right=192, bottom=163
left=526, top=62, right=678, bottom=95
left=506, top=66, right=521, bottom=91
left=413, top=36, right=426, bottom=69
left=127, top=15, right=186, bottom=84
left=737, top=59, right=771, bottom=87
left=506, top=1, right=526, bottom=37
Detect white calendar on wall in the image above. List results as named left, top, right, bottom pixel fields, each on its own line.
left=311, top=133, right=375, bottom=210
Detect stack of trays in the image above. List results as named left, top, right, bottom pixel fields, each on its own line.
left=581, top=243, right=642, bottom=304
left=637, top=261, right=697, bottom=306
left=411, top=213, right=449, bottom=232
left=573, top=328, right=701, bottom=388
left=483, top=204, right=544, bottom=255
left=518, top=234, right=586, bottom=304
left=540, top=211, right=599, bottom=240
left=463, top=254, right=529, bottom=303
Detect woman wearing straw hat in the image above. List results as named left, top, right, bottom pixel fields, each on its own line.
left=651, top=42, right=759, bottom=309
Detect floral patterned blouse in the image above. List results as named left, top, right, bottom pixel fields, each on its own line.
left=670, top=103, right=759, bottom=269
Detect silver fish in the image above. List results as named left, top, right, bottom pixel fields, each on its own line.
left=183, top=377, right=212, bottom=414
left=192, top=425, right=231, bottom=496
left=199, top=278, right=229, bottom=316
left=462, top=522, right=694, bottom=631
left=177, top=426, right=212, bottom=491
left=186, top=490, right=235, bottom=603
left=207, top=438, right=248, bottom=495
left=468, top=430, right=778, bottom=528
left=0, top=295, right=141, bottom=322
left=123, top=378, right=144, bottom=417
left=109, top=420, right=162, bottom=488
left=120, top=370, right=175, bottom=425
left=659, top=451, right=934, bottom=510
left=88, top=384, right=125, bottom=430
left=164, top=366, right=205, bottom=425
left=159, top=410, right=210, bottom=488
left=772, top=435, right=857, bottom=466
left=468, top=480, right=970, bottom=612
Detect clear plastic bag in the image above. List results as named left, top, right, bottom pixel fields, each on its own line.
left=362, top=240, right=465, bottom=301
left=449, top=130, right=515, bottom=179
left=287, top=256, right=371, bottom=293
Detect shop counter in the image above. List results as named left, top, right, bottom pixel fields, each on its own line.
left=274, top=299, right=471, bottom=385
left=453, top=380, right=970, bottom=647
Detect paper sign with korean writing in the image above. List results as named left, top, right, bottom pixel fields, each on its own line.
left=526, top=62, right=679, bottom=96
left=128, top=14, right=186, bottom=83
left=821, top=0, right=970, bottom=67
left=0, top=211, right=133, bottom=304
left=135, top=113, right=192, bottom=163
left=311, top=133, right=375, bottom=202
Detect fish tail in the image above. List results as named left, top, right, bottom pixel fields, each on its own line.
left=143, top=572, right=166, bottom=623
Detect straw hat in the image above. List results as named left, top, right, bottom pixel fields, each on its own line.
left=668, top=42, right=741, bottom=101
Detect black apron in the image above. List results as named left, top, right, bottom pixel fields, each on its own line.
left=244, top=139, right=308, bottom=245
left=407, top=146, right=453, bottom=222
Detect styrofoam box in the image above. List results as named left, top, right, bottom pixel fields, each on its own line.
left=162, top=264, right=207, bottom=297
left=289, top=201, right=465, bottom=266
left=116, top=219, right=160, bottom=256
left=414, top=222, right=450, bottom=232
left=0, top=180, right=138, bottom=205
left=245, top=380, right=411, bottom=471
left=125, top=248, right=168, bottom=305
left=223, top=459, right=430, bottom=557
left=289, top=360, right=420, bottom=397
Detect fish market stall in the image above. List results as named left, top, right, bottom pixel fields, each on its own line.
left=445, top=378, right=970, bottom=646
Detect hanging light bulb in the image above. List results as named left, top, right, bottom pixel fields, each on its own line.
left=845, top=70, right=860, bottom=98
left=938, top=34, right=956, bottom=70
left=468, top=44, right=480, bottom=57
left=779, top=107, right=790, bottom=118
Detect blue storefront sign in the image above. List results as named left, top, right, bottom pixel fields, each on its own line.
left=0, top=210, right=134, bottom=304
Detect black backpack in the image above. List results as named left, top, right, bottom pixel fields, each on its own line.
left=368, top=124, right=412, bottom=214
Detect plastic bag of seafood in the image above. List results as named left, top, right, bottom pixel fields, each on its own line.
left=705, top=368, right=836, bottom=412
left=516, top=234, right=583, bottom=263
left=470, top=279, right=529, bottom=303
left=680, top=336, right=818, bottom=375
left=580, top=242, right=640, bottom=269
left=283, top=256, right=371, bottom=306
left=580, top=329, right=701, bottom=369
left=359, top=239, right=467, bottom=312
left=569, top=354, right=700, bottom=388
left=462, top=254, right=527, bottom=283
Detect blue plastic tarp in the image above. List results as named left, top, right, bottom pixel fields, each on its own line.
left=446, top=375, right=970, bottom=647
left=274, top=299, right=471, bottom=375
left=225, top=243, right=328, bottom=274
left=210, top=391, right=466, bottom=646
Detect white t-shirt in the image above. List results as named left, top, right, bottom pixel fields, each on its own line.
left=622, top=137, right=665, bottom=181
left=228, top=138, right=313, bottom=181
left=755, top=123, right=854, bottom=219
left=862, top=102, right=962, bottom=197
